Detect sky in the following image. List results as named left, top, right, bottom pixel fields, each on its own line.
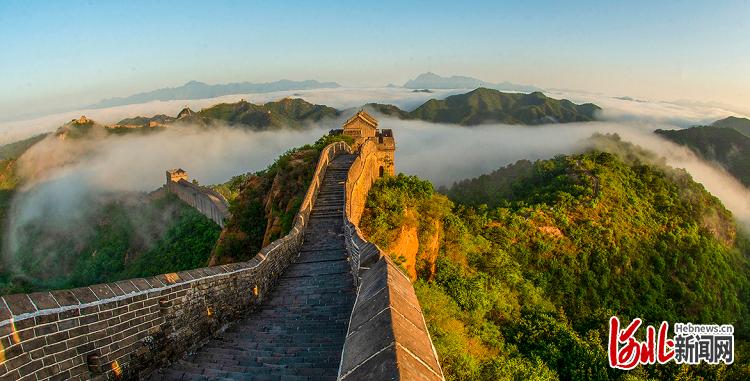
left=1, top=0, right=748, bottom=120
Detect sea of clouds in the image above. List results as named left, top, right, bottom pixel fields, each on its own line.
left=3, top=86, right=750, bottom=265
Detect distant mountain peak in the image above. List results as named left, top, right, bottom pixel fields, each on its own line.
left=177, top=107, right=196, bottom=119
left=407, top=87, right=599, bottom=125
left=404, top=72, right=541, bottom=93
left=89, top=79, right=340, bottom=109
left=712, top=116, right=750, bottom=137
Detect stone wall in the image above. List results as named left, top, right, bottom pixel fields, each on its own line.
left=338, top=141, right=444, bottom=380
left=165, top=180, right=231, bottom=228
left=0, top=142, right=349, bottom=381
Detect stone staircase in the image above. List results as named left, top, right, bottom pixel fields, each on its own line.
left=151, top=154, right=357, bottom=381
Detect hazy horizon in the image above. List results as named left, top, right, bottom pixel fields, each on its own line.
left=2, top=1, right=748, bottom=123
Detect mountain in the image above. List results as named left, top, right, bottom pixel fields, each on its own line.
left=712, top=116, right=750, bottom=137
left=4, top=87, right=601, bottom=158
left=361, top=146, right=750, bottom=380
left=656, top=126, right=750, bottom=186
left=196, top=97, right=339, bottom=129
left=116, top=88, right=600, bottom=133
left=403, top=87, right=600, bottom=125
left=89, top=79, right=340, bottom=109
left=112, top=97, right=339, bottom=130
left=404, top=72, right=541, bottom=93
left=0, top=133, right=48, bottom=161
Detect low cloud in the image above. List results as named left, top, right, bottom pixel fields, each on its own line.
left=3, top=122, right=334, bottom=270
left=382, top=117, right=750, bottom=230
left=0, top=88, right=463, bottom=145
left=547, top=89, right=748, bottom=127
left=3, top=87, right=750, bottom=273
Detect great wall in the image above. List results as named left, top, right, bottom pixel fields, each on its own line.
left=164, top=169, right=231, bottom=229
left=0, top=111, right=444, bottom=380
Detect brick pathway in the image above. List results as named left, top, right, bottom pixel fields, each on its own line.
left=151, top=154, right=357, bottom=380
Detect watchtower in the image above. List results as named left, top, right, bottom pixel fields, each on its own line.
left=332, top=110, right=395, bottom=176
left=166, top=168, right=188, bottom=183
left=342, top=110, right=378, bottom=145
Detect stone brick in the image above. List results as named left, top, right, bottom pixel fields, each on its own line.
left=50, top=290, right=80, bottom=308
left=46, top=330, right=70, bottom=343
left=0, top=303, right=11, bottom=321
left=33, top=312, right=59, bottom=325
left=130, top=278, right=151, bottom=291
left=33, top=322, right=58, bottom=336
left=59, top=308, right=81, bottom=320
left=70, top=288, right=98, bottom=304
left=20, top=336, right=46, bottom=352
left=114, top=280, right=138, bottom=294
left=107, top=283, right=125, bottom=296
left=144, top=277, right=164, bottom=288
left=28, top=292, right=60, bottom=310
left=2, top=294, right=36, bottom=315
left=43, top=340, right=67, bottom=356
left=17, top=358, right=42, bottom=376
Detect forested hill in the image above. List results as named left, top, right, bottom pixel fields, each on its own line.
left=656, top=126, right=750, bottom=186
left=366, top=87, right=601, bottom=125
left=360, top=143, right=749, bottom=380
left=712, top=116, right=750, bottom=137
left=195, top=97, right=339, bottom=129
left=114, top=97, right=339, bottom=130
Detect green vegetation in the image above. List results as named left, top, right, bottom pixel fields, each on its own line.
left=361, top=148, right=750, bottom=380
left=0, top=134, right=43, bottom=264
left=656, top=126, right=750, bottom=186
left=196, top=98, right=339, bottom=130
left=211, top=134, right=353, bottom=264
left=108, top=98, right=339, bottom=131
left=712, top=116, right=750, bottom=137
left=115, top=114, right=175, bottom=127
left=367, top=88, right=600, bottom=125
left=0, top=133, right=47, bottom=160
left=0, top=124, right=225, bottom=294
left=0, top=193, right=221, bottom=294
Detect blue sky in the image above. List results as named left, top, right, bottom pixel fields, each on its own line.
left=1, top=1, right=748, bottom=118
